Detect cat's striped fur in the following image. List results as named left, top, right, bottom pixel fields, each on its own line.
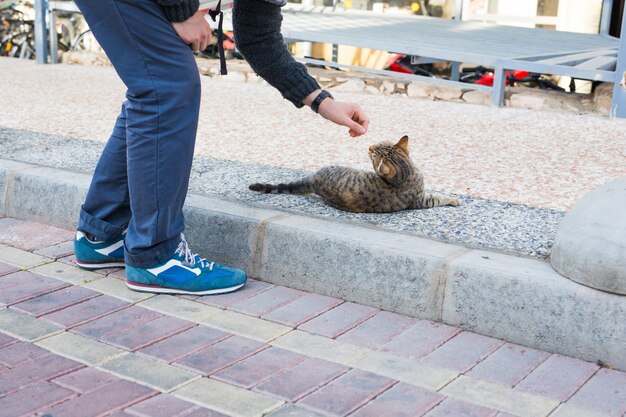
left=249, top=136, right=460, bottom=213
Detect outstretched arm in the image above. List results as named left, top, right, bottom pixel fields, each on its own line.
left=233, top=0, right=369, bottom=136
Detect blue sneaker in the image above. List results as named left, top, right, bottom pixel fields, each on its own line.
left=125, top=235, right=247, bottom=295
left=74, top=231, right=126, bottom=269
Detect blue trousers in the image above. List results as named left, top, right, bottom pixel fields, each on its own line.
left=74, top=0, right=201, bottom=267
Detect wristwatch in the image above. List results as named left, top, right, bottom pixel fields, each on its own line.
left=311, top=90, right=333, bottom=113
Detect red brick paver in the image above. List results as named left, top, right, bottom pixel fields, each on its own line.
left=350, top=382, right=444, bottom=417
left=11, top=285, right=99, bottom=317
left=102, top=315, right=195, bottom=351
left=174, top=335, right=267, bottom=375
left=0, top=262, right=19, bottom=277
left=254, top=357, right=349, bottom=402
left=34, top=240, right=75, bottom=260
left=0, top=218, right=73, bottom=251
left=422, top=331, right=504, bottom=373
left=566, top=368, right=626, bottom=417
left=298, top=369, right=396, bottom=416
left=42, top=294, right=131, bottom=328
left=42, top=379, right=156, bottom=417
left=0, top=353, right=83, bottom=395
left=0, top=333, right=17, bottom=349
left=137, top=325, right=229, bottom=363
left=298, top=302, right=380, bottom=339
left=0, top=341, right=49, bottom=367
left=0, top=271, right=70, bottom=305
left=230, top=286, right=306, bottom=317
left=72, top=305, right=162, bottom=340
left=379, top=320, right=460, bottom=359
left=262, top=293, right=344, bottom=327
left=0, top=381, right=76, bottom=417
left=213, top=346, right=307, bottom=388
left=466, top=343, right=550, bottom=387
left=515, top=354, right=599, bottom=401
left=53, top=367, right=120, bottom=394
left=337, top=311, right=418, bottom=349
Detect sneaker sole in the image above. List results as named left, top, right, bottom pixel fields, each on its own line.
left=75, top=259, right=126, bottom=270
left=125, top=280, right=245, bottom=296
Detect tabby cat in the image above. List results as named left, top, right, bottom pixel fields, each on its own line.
left=249, top=136, right=460, bottom=213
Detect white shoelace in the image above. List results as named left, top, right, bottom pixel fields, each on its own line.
left=176, top=234, right=215, bottom=270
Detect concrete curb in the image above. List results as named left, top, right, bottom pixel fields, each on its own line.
left=2, top=158, right=625, bottom=371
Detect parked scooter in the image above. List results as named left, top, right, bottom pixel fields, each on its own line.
left=460, top=65, right=566, bottom=91
left=384, top=54, right=434, bottom=77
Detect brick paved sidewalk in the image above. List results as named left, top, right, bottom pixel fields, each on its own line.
left=0, top=217, right=625, bottom=417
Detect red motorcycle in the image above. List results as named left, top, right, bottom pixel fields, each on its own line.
left=384, top=56, right=567, bottom=92
left=460, top=66, right=566, bottom=91
left=384, top=54, right=434, bottom=77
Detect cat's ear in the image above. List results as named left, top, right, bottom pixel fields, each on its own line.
left=395, top=136, right=409, bottom=154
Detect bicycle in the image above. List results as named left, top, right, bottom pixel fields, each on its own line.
left=54, top=9, right=98, bottom=52
left=1, top=0, right=35, bottom=59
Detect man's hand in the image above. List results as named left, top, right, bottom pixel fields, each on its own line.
left=172, top=10, right=212, bottom=52
left=303, top=89, right=369, bottom=137
left=318, top=99, right=369, bottom=137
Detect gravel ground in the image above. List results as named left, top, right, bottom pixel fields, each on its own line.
left=1, top=58, right=625, bottom=212
left=0, top=128, right=562, bottom=258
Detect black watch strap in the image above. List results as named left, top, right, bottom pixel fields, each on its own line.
left=311, top=90, right=333, bottom=113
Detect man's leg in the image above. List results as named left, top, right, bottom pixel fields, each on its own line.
left=74, top=102, right=129, bottom=269
left=78, top=102, right=130, bottom=241
left=73, top=0, right=200, bottom=267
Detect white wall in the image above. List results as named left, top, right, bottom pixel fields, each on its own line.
left=497, top=0, right=539, bottom=27
left=556, top=0, right=603, bottom=34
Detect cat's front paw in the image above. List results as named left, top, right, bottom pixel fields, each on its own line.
left=448, top=198, right=461, bottom=207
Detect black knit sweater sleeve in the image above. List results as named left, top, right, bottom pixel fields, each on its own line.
left=232, top=0, right=321, bottom=108
left=157, top=0, right=199, bottom=22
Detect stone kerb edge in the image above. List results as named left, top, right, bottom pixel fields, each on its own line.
left=443, top=250, right=626, bottom=370
left=0, top=159, right=38, bottom=217
left=4, top=163, right=90, bottom=229
left=257, top=214, right=467, bottom=320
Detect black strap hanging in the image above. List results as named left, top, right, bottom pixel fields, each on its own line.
left=208, top=0, right=228, bottom=75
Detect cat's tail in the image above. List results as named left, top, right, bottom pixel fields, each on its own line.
left=249, top=177, right=315, bottom=194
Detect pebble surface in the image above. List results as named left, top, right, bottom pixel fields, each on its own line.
left=0, top=128, right=562, bottom=258
left=1, top=57, right=624, bottom=257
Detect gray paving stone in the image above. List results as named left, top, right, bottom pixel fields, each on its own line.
left=0, top=244, right=50, bottom=269
left=99, top=353, right=199, bottom=392
left=0, top=308, right=62, bottom=341
left=36, top=331, right=125, bottom=365
left=442, top=376, right=559, bottom=417
left=173, top=378, right=284, bottom=417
